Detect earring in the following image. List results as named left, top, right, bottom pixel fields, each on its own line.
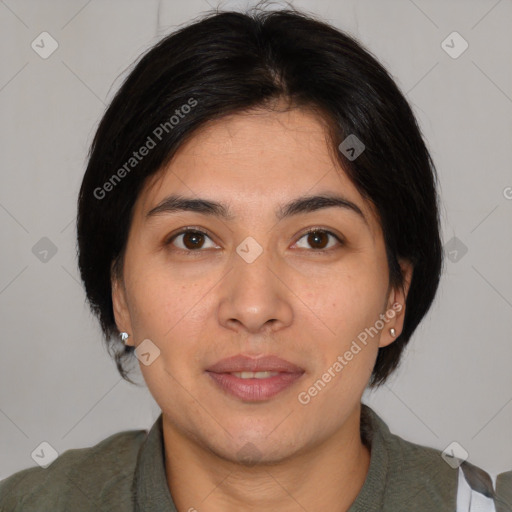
left=390, top=328, right=396, bottom=337
left=120, top=332, right=130, bottom=343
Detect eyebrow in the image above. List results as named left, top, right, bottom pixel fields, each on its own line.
left=146, top=193, right=369, bottom=227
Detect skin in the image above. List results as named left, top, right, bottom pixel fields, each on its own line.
left=112, top=104, right=413, bottom=512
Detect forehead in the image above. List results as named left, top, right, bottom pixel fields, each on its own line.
left=137, top=108, right=380, bottom=235
left=160, top=107, right=339, bottom=185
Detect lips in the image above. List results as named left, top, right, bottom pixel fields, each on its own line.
left=206, top=355, right=305, bottom=402
left=206, top=355, right=304, bottom=374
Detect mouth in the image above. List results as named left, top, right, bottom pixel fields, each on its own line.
left=230, top=371, right=281, bottom=379
left=205, top=355, right=305, bottom=402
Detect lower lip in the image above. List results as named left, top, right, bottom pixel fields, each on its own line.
left=206, top=371, right=304, bottom=402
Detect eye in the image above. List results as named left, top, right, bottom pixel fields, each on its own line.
left=167, top=228, right=219, bottom=252
left=165, top=227, right=342, bottom=253
left=294, top=229, right=343, bottom=251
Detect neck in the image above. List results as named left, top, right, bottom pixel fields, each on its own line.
left=163, top=403, right=371, bottom=512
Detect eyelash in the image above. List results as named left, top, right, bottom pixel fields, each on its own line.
left=165, top=227, right=344, bottom=255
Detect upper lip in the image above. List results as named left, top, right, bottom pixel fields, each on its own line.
left=206, top=355, right=305, bottom=374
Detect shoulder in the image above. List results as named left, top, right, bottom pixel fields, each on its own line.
left=362, top=405, right=496, bottom=509
left=388, top=432, right=496, bottom=509
left=0, top=428, right=147, bottom=512
left=363, top=405, right=460, bottom=488
left=384, top=426, right=460, bottom=500
left=495, top=470, right=512, bottom=511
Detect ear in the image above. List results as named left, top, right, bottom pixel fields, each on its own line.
left=111, top=265, right=134, bottom=347
left=379, top=258, right=414, bottom=348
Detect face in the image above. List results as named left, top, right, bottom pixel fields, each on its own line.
left=112, top=106, right=412, bottom=464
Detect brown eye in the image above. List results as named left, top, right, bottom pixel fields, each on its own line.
left=295, top=229, right=342, bottom=251
left=307, top=231, right=329, bottom=249
left=182, top=231, right=205, bottom=249
left=169, top=229, right=217, bottom=251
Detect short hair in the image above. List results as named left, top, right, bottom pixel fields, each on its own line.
left=77, top=5, right=443, bottom=387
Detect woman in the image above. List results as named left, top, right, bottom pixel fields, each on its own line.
left=0, top=5, right=508, bottom=511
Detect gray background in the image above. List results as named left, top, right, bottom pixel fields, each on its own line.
left=1, top=0, right=511, bottom=482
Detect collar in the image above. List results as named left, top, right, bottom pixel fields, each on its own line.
left=133, top=414, right=177, bottom=512
left=347, top=404, right=389, bottom=511
left=132, top=404, right=430, bottom=512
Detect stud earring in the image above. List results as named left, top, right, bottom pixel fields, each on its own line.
left=120, top=332, right=130, bottom=343
left=390, top=328, right=396, bottom=337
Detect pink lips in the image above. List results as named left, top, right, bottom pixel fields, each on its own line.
left=206, top=355, right=305, bottom=402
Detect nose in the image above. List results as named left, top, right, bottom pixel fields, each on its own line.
left=217, top=245, right=293, bottom=335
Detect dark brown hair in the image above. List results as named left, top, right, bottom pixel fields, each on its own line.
left=77, top=5, right=443, bottom=387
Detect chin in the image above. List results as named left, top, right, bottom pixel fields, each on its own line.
left=212, top=437, right=300, bottom=467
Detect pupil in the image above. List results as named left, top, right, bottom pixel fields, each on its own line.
left=309, top=231, right=326, bottom=249
left=184, top=232, right=203, bottom=249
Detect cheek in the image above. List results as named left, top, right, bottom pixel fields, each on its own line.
left=302, top=263, right=386, bottom=337
left=295, top=263, right=387, bottom=395
left=125, top=257, right=207, bottom=335
left=124, top=263, right=221, bottom=385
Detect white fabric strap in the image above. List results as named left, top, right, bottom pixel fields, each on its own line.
left=456, top=466, right=497, bottom=512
